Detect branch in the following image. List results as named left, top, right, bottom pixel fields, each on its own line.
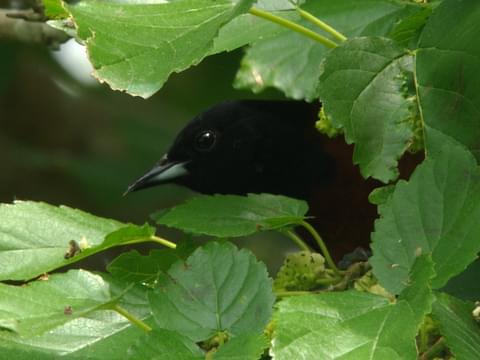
left=0, top=9, right=69, bottom=47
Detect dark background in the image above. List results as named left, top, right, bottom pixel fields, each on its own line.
left=0, top=38, right=293, bottom=271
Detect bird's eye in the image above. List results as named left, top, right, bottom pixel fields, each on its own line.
left=194, top=130, right=216, bottom=152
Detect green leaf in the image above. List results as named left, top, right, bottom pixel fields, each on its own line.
left=0, top=201, right=157, bottom=281
left=0, top=312, right=152, bottom=359
left=432, top=292, right=480, bottom=360
left=368, top=185, right=395, bottom=206
left=155, top=194, right=308, bottom=237
left=0, top=270, right=114, bottom=336
left=235, top=0, right=422, bottom=100
left=43, top=0, right=68, bottom=19
left=371, top=144, right=480, bottom=294
left=442, top=259, right=480, bottom=301
left=271, top=291, right=418, bottom=359
left=318, top=36, right=416, bottom=182
left=416, top=0, right=480, bottom=160
left=148, top=242, right=274, bottom=342
left=128, top=329, right=204, bottom=360
left=398, top=255, right=435, bottom=327
left=66, top=0, right=255, bottom=98
left=107, top=242, right=195, bottom=287
left=388, top=7, right=432, bottom=48
left=214, top=333, right=268, bottom=360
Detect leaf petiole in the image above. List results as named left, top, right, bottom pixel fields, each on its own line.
left=300, top=220, right=343, bottom=276
left=248, top=7, right=338, bottom=48
left=111, top=304, right=152, bottom=332
left=294, top=6, right=347, bottom=42
left=285, top=229, right=312, bottom=252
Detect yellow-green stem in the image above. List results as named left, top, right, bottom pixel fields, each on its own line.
left=296, top=7, right=347, bottom=42
left=112, top=304, right=152, bottom=332
left=285, top=229, right=311, bottom=252
left=123, top=235, right=176, bottom=249
left=248, top=7, right=338, bottom=48
left=300, top=220, right=342, bottom=276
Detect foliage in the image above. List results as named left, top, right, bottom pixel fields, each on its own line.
left=1, top=0, right=479, bottom=358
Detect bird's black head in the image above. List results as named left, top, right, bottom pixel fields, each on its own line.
left=125, top=100, right=332, bottom=198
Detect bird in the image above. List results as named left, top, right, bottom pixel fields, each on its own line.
left=125, top=100, right=422, bottom=259
left=125, top=100, right=333, bottom=199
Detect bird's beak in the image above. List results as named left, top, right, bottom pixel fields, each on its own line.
left=124, top=156, right=189, bottom=195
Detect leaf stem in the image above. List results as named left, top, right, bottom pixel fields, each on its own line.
left=300, top=220, right=342, bottom=276
left=112, top=304, right=152, bottom=332
left=122, top=235, right=176, bottom=249
left=248, top=7, right=338, bottom=48
left=150, top=235, right=176, bottom=249
left=285, top=229, right=311, bottom=252
left=295, top=7, right=347, bottom=42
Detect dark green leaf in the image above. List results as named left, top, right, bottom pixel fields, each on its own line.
left=416, top=0, right=480, bottom=160
left=66, top=0, right=255, bottom=98
left=398, top=255, right=435, bottom=327
left=388, top=7, right=432, bottom=48
left=214, top=333, right=268, bottom=360
left=0, top=201, right=157, bottom=281
left=128, top=329, right=204, bottom=360
left=442, top=259, right=480, bottom=301
left=107, top=243, right=195, bottom=287
left=371, top=144, right=480, bottom=294
left=432, top=292, right=480, bottom=360
left=271, top=291, right=418, bottom=359
left=149, top=242, right=274, bottom=342
left=318, top=37, right=416, bottom=182
left=235, top=0, right=422, bottom=100
left=155, top=194, right=308, bottom=237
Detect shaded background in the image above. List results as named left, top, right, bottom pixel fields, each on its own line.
left=0, top=36, right=293, bottom=271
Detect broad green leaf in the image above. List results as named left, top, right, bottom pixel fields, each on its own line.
left=416, top=0, right=480, bottom=160
left=66, top=0, right=255, bottom=98
left=235, top=0, right=422, bottom=100
left=128, top=330, right=204, bottom=360
left=271, top=291, right=418, bottom=360
left=432, top=292, right=480, bottom=360
left=0, top=201, right=158, bottom=281
left=214, top=333, right=268, bottom=360
left=318, top=37, right=416, bottom=182
left=371, top=144, right=480, bottom=294
left=0, top=312, right=152, bottom=359
left=149, top=242, right=275, bottom=342
left=442, top=259, right=480, bottom=301
left=127, top=331, right=267, bottom=360
left=155, top=193, right=308, bottom=237
left=0, top=270, right=114, bottom=336
left=107, top=242, right=195, bottom=287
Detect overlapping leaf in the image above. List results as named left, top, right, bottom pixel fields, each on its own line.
left=371, top=144, right=480, bottom=294
left=318, top=36, right=416, bottom=182
left=149, top=242, right=274, bottom=342
left=155, top=193, right=308, bottom=237
left=415, top=0, right=480, bottom=160
left=432, top=292, right=480, bottom=360
left=0, top=201, right=159, bottom=281
left=235, top=0, right=423, bottom=100
left=271, top=256, right=433, bottom=359
left=66, top=0, right=255, bottom=98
